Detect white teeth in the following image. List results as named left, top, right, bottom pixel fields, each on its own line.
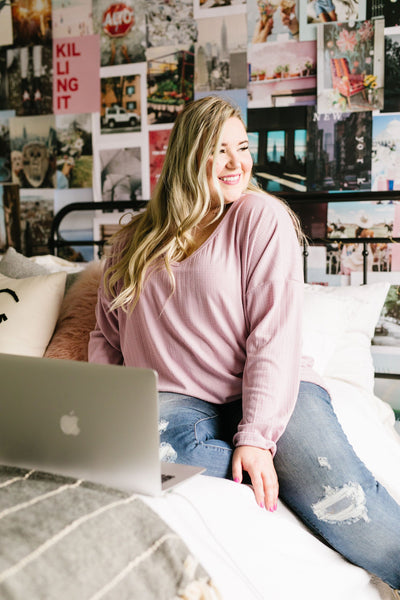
left=220, top=175, right=240, bottom=183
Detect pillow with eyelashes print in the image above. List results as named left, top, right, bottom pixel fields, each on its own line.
left=0, top=271, right=66, bottom=357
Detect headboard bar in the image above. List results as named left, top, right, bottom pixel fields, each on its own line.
left=48, top=200, right=148, bottom=258
left=278, top=190, right=400, bottom=204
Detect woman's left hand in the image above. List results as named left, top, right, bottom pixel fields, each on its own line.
left=232, top=445, right=279, bottom=511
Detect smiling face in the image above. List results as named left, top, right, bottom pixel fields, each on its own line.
left=207, top=116, right=253, bottom=207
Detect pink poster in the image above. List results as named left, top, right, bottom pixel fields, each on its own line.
left=149, top=129, right=171, bottom=195
left=53, top=35, right=101, bottom=114
left=392, top=201, right=400, bottom=271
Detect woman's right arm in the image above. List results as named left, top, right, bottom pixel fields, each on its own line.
left=88, top=283, right=124, bottom=365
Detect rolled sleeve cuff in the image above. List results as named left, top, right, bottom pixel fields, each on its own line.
left=233, top=430, right=277, bottom=456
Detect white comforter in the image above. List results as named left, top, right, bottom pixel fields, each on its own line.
left=143, top=378, right=400, bottom=600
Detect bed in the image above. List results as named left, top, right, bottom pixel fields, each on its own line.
left=0, top=192, right=399, bottom=600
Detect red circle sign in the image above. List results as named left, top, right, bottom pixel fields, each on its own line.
left=102, top=3, right=135, bottom=38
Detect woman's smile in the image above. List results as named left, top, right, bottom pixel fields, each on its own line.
left=219, top=174, right=242, bottom=185
left=207, top=116, right=253, bottom=206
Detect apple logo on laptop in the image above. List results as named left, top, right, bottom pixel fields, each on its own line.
left=60, top=411, right=80, bottom=436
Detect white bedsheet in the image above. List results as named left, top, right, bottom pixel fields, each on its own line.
left=143, top=379, right=400, bottom=600
left=144, top=477, right=390, bottom=600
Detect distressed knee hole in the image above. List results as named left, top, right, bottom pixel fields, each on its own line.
left=318, top=456, right=332, bottom=470
left=158, top=419, right=177, bottom=462
left=158, top=419, right=169, bottom=434
left=312, top=483, right=370, bottom=524
left=159, top=442, right=177, bottom=463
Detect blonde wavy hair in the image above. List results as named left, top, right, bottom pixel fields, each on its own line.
left=105, top=95, right=304, bottom=312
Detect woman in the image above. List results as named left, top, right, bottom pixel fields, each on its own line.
left=89, top=95, right=400, bottom=591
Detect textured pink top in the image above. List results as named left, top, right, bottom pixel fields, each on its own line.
left=89, top=192, right=321, bottom=454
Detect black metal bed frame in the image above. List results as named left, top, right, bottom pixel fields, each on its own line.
left=47, top=199, right=148, bottom=258
left=48, top=191, right=400, bottom=281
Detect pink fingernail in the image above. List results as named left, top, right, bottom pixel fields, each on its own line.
left=259, top=502, right=265, bottom=509
left=234, top=477, right=240, bottom=483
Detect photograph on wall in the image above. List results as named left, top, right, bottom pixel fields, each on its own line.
left=149, top=128, right=171, bottom=195
left=248, top=130, right=259, bottom=164
left=92, top=0, right=146, bottom=67
left=195, top=14, right=247, bottom=93
left=19, top=188, right=53, bottom=255
left=383, top=30, right=400, bottom=114
left=317, top=18, right=385, bottom=114
left=327, top=200, right=396, bottom=275
left=92, top=214, right=121, bottom=255
left=55, top=113, right=93, bottom=189
left=248, top=0, right=300, bottom=44
left=147, top=44, right=194, bottom=125
left=299, top=0, right=366, bottom=41
left=0, top=183, right=21, bottom=252
left=11, top=0, right=52, bottom=46
left=9, top=114, right=57, bottom=189
left=52, top=0, right=93, bottom=38
left=306, top=108, right=372, bottom=192
left=195, top=88, right=248, bottom=123
left=371, top=112, right=400, bottom=192
left=101, top=71, right=141, bottom=133
left=0, top=110, right=16, bottom=184
left=146, top=0, right=197, bottom=48
left=6, top=45, right=53, bottom=116
left=247, top=40, right=316, bottom=108
left=54, top=188, right=95, bottom=261
left=53, top=35, right=100, bottom=115
left=0, top=50, right=8, bottom=110
left=304, top=245, right=349, bottom=285
left=247, top=105, right=308, bottom=192
left=99, top=146, right=142, bottom=202
left=92, top=208, right=140, bottom=258
left=0, top=0, right=14, bottom=47
left=366, top=1, right=400, bottom=28
left=193, top=0, right=246, bottom=19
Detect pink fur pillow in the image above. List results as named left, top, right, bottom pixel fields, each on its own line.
left=44, top=261, right=103, bottom=361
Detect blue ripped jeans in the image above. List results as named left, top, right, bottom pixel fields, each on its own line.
left=159, top=382, right=400, bottom=590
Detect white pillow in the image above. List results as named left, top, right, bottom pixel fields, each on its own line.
left=0, top=271, right=67, bottom=357
left=303, top=282, right=390, bottom=394
left=302, top=285, right=355, bottom=375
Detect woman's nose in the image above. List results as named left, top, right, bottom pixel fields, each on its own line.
left=226, top=151, right=240, bottom=167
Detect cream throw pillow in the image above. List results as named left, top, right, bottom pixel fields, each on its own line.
left=302, top=282, right=390, bottom=395
left=0, top=271, right=67, bottom=357
left=302, top=286, right=355, bottom=375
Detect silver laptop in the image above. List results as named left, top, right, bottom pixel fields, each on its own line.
left=0, top=353, right=204, bottom=496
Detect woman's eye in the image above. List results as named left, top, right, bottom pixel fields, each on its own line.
left=239, top=145, right=249, bottom=151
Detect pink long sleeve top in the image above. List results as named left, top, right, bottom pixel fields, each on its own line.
left=89, top=192, right=318, bottom=454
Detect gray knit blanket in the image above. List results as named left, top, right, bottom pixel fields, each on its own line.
left=0, top=466, right=220, bottom=599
